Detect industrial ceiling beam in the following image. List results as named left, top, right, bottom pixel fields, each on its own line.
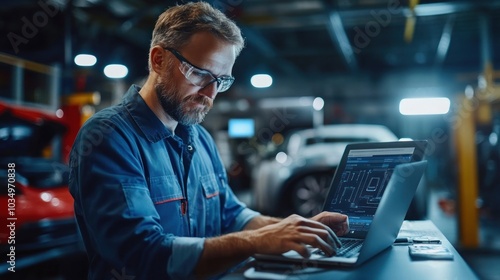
left=327, top=12, right=358, bottom=72
left=243, top=2, right=500, bottom=30
left=239, top=26, right=302, bottom=77
left=434, top=15, right=455, bottom=66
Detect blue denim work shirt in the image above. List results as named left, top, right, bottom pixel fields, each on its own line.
left=69, top=85, right=260, bottom=279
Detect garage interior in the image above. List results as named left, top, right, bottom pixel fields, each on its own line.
left=1, top=0, right=500, bottom=279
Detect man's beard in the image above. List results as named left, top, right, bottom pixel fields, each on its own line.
left=155, top=69, right=213, bottom=126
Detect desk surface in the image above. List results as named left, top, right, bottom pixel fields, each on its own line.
left=222, top=220, right=479, bottom=280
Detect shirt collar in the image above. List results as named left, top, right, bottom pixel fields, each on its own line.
left=123, top=85, right=198, bottom=143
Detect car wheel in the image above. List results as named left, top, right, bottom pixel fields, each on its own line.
left=286, top=172, right=334, bottom=217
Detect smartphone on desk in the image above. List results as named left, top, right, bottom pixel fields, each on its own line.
left=412, top=236, right=442, bottom=244
left=408, top=244, right=454, bottom=260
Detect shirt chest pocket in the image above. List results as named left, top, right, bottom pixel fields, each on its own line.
left=149, top=175, right=187, bottom=235
left=200, top=174, right=222, bottom=235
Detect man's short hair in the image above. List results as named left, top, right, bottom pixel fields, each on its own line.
left=150, top=2, right=244, bottom=63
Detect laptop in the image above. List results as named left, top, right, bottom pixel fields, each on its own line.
left=254, top=140, right=428, bottom=267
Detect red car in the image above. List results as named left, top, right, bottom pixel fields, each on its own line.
left=0, top=101, right=77, bottom=250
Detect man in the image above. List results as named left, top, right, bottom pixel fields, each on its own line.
left=69, top=2, right=349, bottom=279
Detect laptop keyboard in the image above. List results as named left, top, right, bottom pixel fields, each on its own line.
left=312, top=239, right=363, bottom=258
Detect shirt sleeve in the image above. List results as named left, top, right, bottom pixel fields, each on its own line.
left=168, top=237, right=205, bottom=278
left=219, top=176, right=261, bottom=233
left=69, top=116, right=203, bottom=279
left=228, top=207, right=261, bottom=232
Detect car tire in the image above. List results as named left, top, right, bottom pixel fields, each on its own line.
left=283, top=171, right=335, bottom=217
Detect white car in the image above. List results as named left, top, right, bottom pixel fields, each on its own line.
left=252, top=124, right=402, bottom=217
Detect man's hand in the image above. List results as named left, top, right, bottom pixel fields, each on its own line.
left=196, top=212, right=349, bottom=278
left=249, top=214, right=343, bottom=258
left=310, top=211, right=349, bottom=236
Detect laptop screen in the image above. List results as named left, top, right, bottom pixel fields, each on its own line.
left=323, top=141, right=427, bottom=238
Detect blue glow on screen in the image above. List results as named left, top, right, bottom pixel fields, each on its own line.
left=228, top=119, right=255, bottom=138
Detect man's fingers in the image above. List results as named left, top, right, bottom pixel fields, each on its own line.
left=297, top=219, right=341, bottom=250
left=287, top=243, right=311, bottom=258
left=302, top=226, right=340, bottom=251
left=313, top=212, right=350, bottom=236
left=294, top=232, right=336, bottom=257
left=254, top=214, right=346, bottom=257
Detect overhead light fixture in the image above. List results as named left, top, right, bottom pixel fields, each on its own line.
left=399, top=97, right=450, bottom=115
left=313, top=97, right=324, bottom=111
left=74, top=54, right=97, bottom=67
left=104, top=64, right=128, bottom=79
left=251, top=74, right=273, bottom=88
left=275, top=152, right=288, bottom=164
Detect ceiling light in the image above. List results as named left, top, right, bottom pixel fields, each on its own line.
left=251, top=74, right=273, bottom=88
left=313, top=97, right=324, bottom=111
left=74, top=54, right=97, bottom=66
left=275, top=152, right=288, bottom=164
left=399, top=97, right=450, bottom=115
left=104, top=64, right=128, bottom=79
